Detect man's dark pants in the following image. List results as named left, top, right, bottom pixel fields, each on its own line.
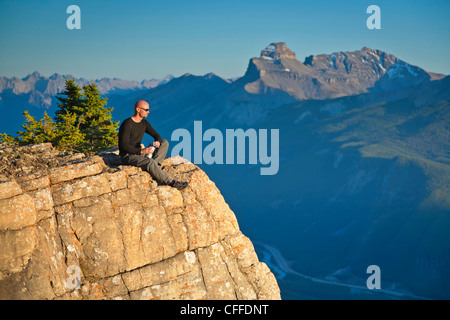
left=120, top=139, right=172, bottom=185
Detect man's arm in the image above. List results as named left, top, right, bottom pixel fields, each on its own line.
left=145, top=121, right=163, bottom=143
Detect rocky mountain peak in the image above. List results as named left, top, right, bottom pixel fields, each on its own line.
left=208, top=43, right=440, bottom=127
left=23, top=71, right=42, bottom=80
left=260, top=42, right=297, bottom=61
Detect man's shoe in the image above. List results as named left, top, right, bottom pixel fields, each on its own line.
left=170, top=180, right=189, bottom=190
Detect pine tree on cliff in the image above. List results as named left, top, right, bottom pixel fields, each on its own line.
left=16, top=111, right=57, bottom=145
left=54, top=79, right=119, bottom=153
left=79, top=82, right=119, bottom=152
left=55, top=78, right=85, bottom=125
left=1, top=78, right=119, bottom=154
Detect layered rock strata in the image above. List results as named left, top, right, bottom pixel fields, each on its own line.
left=0, top=143, right=280, bottom=300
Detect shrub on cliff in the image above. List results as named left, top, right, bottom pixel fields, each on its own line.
left=0, top=79, right=119, bottom=155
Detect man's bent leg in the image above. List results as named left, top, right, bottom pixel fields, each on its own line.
left=121, top=154, right=173, bottom=185
left=146, top=158, right=173, bottom=184
left=153, top=139, right=169, bottom=166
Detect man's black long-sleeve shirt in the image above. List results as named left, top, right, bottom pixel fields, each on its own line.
left=118, top=117, right=162, bottom=156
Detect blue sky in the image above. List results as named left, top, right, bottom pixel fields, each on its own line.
left=0, top=0, right=449, bottom=81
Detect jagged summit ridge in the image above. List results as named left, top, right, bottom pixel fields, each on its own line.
left=1, top=42, right=446, bottom=133
left=260, top=42, right=297, bottom=61
left=197, top=42, right=443, bottom=126
left=242, top=42, right=434, bottom=99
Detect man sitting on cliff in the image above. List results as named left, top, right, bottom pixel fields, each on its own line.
left=119, top=100, right=188, bottom=190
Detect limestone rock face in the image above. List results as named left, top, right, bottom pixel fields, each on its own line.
left=0, top=143, right=280, bottom=300
left=260, top=42, right=297, bottom=61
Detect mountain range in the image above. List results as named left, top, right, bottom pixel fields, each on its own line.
left=1, top=42, right=449, bottom=299
left=0, top=72, right=174, bottom=135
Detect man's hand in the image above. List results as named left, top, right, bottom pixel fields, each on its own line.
left=141, top=146, right=155, bottom=155
left=152, top=141, right=161, bottom=148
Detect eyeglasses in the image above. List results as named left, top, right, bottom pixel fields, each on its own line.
left=139, top=107, right=150, bottom=112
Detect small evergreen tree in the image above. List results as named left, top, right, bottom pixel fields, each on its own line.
left=53, top=110, right=87, bottom=153
left=54, top=78, right=85, bottom=125
left=79, top=83, right=119, bottom=152
left=0, top=133, right=16, bottom=144
left=1, top=78, right=119, bottom=155
left=16, top=111, right=57, bottom=145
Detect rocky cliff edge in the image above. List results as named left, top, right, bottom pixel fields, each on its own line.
left=0, top=143, right=281, bottom=300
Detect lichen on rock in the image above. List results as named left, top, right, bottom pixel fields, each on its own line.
left=0, top=143, right=281, bottom=300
